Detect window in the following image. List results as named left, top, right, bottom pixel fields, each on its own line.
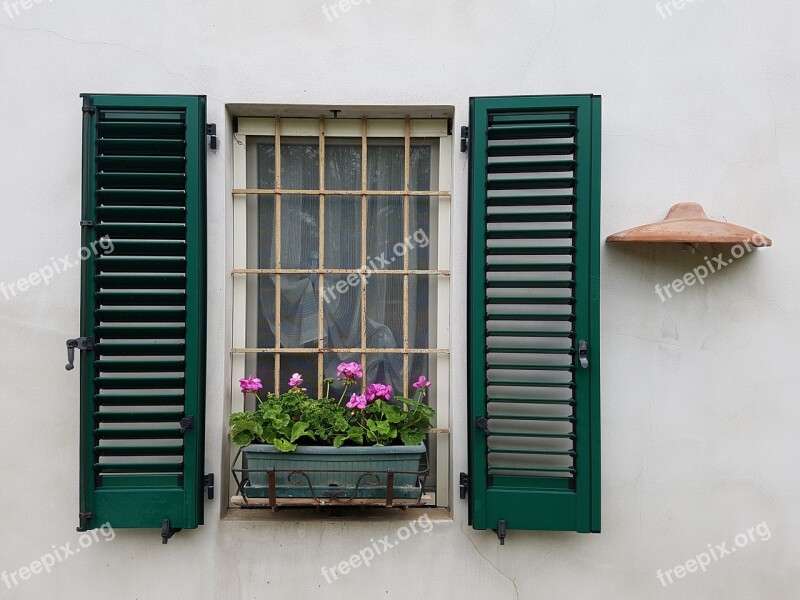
left=230, top=115, right=452, bottom=505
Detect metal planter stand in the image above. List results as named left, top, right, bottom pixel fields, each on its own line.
left=230, top=446, right=430, bottom=510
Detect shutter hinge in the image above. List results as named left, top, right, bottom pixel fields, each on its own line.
left=459, top=472, right=469, bottom=499
left=460, top=126, right=469, bottom=153
left=81, top=106, right=96, bottom=115
left=476, top=416, right=489, bottom=434
left=495, top=520, right=507, bottom=545
left=204, top=473, right=215, bottom=500
left=80, top=220, right=94, bottom=228
left=76, top=512, right=93, bottom=532
left=206, top=123, right=218, bottom=150
left=65, top=336, right=95, bottom=371
left=161, top=519, right=182, bottom=545
left=179, top=416, right=194, bottom=434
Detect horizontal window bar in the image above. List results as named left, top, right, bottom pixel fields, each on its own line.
left=488, top=449, right=576, bottom=456
left=231, top=268, right=450, bottom=276
left=232, top=189, right=450, bottom=196
left=230, top=348, right=449, bottom=354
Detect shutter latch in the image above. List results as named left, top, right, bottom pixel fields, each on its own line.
left=459, top=472, right=469, bottom=499
left=161, top=519, right=182, bottom=545
left=204, top=473, right=215, bottom=500
left=495, top=520, right=507, bottom=545
left=476, top=416, right=490, bottom=434
left=460, top=126, right=469, bottom=153
left=206, top=123, right=218, bottom=150
left=65, top=337, right=95, bottom=371
left=578, top=339, right=589, bottom=369
left=179, top=416, right=194, bottom=434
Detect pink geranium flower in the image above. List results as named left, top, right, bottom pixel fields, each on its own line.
left=288, top=372, right=303, bottom=388
left=346, top=393, right=368, bottom=411
left=337, top=361, right=363, bottom=381
left=239, top=376, right=263, bottom=393
left=412, top=376, right=431, bottom=390
left=366, top=383, right=392, bottom=402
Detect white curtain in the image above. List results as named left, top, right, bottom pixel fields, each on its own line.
left=255, top=140, right=431, bottom=394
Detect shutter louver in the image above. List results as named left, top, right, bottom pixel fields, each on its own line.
left=468, top=95, right=601, bottom=536
left=77, top=95, right=207, bottom=532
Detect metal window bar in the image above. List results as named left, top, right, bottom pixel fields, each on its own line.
left=273, top=118, right=282, bottom=397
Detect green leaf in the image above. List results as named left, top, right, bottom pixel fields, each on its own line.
left=383, top=405, right=405, bottom=423
left=232, top=429, right=255, bottom=447
left=333, top=434, right=346, bottom=448
left=400, top=429, right=426, bottom=446
left=290, top=421, right=310, bottom=442
left=347, top=427, right=364, bottom=445
left=273, top=438, right=297, bottom=452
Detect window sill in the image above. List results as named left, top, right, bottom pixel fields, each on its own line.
left=222, top=505, right=451, bottom=523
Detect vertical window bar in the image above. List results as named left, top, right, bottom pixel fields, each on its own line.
left=402, top=117, right=411, bottom=399
left=274, top=118, right=282, bottom=396
left=317, top=117, right=326, bottom=398
left=360, top=117, right=368, bottom=392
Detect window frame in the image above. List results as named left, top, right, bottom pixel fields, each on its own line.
left=229, top=114, right=453, bottom=507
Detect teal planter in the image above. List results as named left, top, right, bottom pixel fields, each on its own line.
left=242, top=443, right=426, bottom=500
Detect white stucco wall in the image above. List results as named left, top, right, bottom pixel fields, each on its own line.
left=1, top=1, right=798, bottom=598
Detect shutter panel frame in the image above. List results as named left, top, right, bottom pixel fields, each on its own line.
left=467, top=94, right=601, bottom=535
left=77, top=94, right=207, bottom=532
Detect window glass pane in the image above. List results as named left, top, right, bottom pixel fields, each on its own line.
left=280, top=141, right=319, bottom=189
left=408, top=195, right=431, bottom=270
left=323, top=274, right=361, bottom=348
left=366, top=196, right=403, bottom=270
left=245, top=274, right=275, bottom=349
left=247, top=194, right=275, bottom=269
left=367, top=142, right=403, bottom=191
left=408, top=275, right=433, bottom=349
left=366, top=352, right=404, bottom=397
left=409, top=143, right=432, bottom=191
left=257, top=141, right=275, bottom=188
left=324, top=141, right=362, bottom=269
left=278, top=274, right=319, bottom=349
left=278, top=195, right=319, bottom=269
left=366, top=274, right=404, bottom=349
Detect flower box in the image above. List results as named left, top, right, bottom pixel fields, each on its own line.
left=241, top=442, right=426, bottom=501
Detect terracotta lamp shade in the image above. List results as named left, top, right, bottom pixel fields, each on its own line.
left=606, top=203, right=772, bottom=246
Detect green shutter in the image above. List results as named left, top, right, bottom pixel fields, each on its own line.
left=467, top=95, right=601, bottom=536
left=76, top=94, right=207, bottom=532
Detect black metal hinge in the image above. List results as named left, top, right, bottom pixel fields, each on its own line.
left=459, top=472, right=469, bottom=499
left=460, top=126, right=469, bottom=153
left=206, top=123, right=218, bottom=150
left=204, top=473, right=215, bottom=500
left=82, top=106, right=96, bottom=115
left=162, top=519, right=182, bottom=545
left=80, top=220, right=94, bottom=228
left=76, top=512, right=93, bottom=532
